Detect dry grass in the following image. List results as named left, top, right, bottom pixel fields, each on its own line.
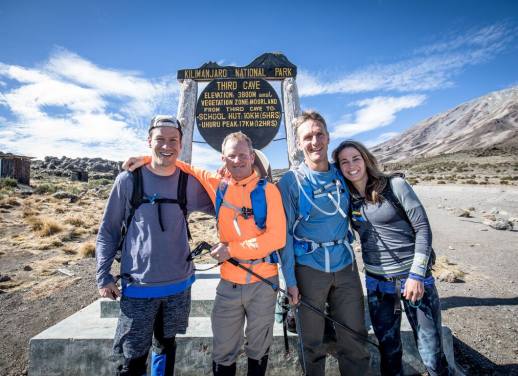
left=50, top=239, right=64, bottom=247
left=64, top=215, right=87, bottom=228
left=36, top=242, right=52, bottom=250
left=433, top=256, right=466, bottom=282
left=59, top=227, right=82, bottom=242
left=22, top=207, right=39, bottom=218
left=78, top=241, right=96, bottom=258
left=0, top=197, right=21, bottom=208
left=26, top=216, right=64, bottom=237
left=39, top=219, right=64, bottom=236
left=62, top=245, right=77, bottom=255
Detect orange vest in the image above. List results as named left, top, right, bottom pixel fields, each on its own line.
left=176, top=161, right=286, bottom=284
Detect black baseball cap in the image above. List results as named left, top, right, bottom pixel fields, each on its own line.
left=148, top=115, right=182, bottom=137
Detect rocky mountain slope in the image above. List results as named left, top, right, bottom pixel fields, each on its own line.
left=373, top=86, right=518, bottom=162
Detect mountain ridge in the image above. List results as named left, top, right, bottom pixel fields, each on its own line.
left=372, top=86, right=518, bottom=163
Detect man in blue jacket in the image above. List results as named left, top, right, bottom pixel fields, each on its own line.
left=96, top=115, right=214, bottom=376
left=278, top=110, right=371, bottom=375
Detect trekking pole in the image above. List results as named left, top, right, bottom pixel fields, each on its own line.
left=293, top=305, right=307, bottom=374
left=226, top=258, right=379, bottom=348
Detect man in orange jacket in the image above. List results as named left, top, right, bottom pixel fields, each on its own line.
left=125, top=131, right=286, bottom=376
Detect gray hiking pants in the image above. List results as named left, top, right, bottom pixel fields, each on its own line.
left=211, top=277, right=278, bottom=366
left=296, top=264, right=372, bottom=375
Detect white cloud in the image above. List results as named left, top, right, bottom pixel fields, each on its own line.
left=298, top=23, right=515, bottom=96
left=0, top=49, right=179, bottom=161
left=330, top=95, right=426, bottom=139
left=415, top=23, right=513, bottom=56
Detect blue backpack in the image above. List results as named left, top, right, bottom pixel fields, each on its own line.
left=214, top=177, right=268, bottom=230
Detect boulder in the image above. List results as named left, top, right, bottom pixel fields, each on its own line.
left=488, top=219, right=513, bottom=231
left=437, top=270, right=459, bottom=283
left=454, top=208, right=472, bottom=218
left=52, top=191, right=79, bottom=203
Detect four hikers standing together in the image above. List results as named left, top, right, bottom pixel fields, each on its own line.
left=96, top=111, right=452, bottom=375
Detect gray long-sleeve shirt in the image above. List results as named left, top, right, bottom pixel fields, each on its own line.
left=96, top=167, right=214, bottom=290
left=350, top=177, right=432, bottom=278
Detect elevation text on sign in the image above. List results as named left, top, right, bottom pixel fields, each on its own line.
left=195, top=78, right=282, bottom=150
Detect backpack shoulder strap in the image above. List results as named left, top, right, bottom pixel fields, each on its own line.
left=215, top=180, right=229, bottom=221
left=116, top=168, right=144, bottom=258
left=177, top=169, right=191, bottom=240
left=293, top=170, right=312, bottom=221
left=131, top=167, right=144, bottom=208
left=384, top=175, right=411, bottom=228
left=250, top=178, right=267, bottom=229
left=177, top=169, right=188, bottom=211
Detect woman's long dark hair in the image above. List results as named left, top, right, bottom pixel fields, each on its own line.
left=331, top=140, right=388, bottom=203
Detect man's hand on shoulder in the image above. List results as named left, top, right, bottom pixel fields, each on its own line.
left=122, top=156, right=151, bottom=172
left=99, top=282, right=121, bottom=300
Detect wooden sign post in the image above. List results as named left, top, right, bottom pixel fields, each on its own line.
left=176, top=53, right=303, bottom=167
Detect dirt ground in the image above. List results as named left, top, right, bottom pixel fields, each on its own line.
left=0, top=182, right=517, bottom=375
left=412, top=184, right=518, bottom=375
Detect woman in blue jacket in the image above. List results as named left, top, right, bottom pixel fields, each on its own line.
left=331, top=140, right=452, bottom=376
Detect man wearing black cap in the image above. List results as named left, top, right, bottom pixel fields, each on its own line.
left=96, top=115, right=214, bottom=376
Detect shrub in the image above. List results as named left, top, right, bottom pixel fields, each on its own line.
left=64, top=215, right=86, bottom=227
left=88, top=179, right=113, bottom=189
left=437, top=180, right=446, bottom=184
left=38, top=217, right=64, bottom=237
left=0, top=178, right=18, bottom=189
left=34, top=183, right=58, bottom=195
left=465, top=180, right=478, bottom=184
left=27, top=216, right=64, bottom=236
left=500, top=180, right=509, bottom=185
left=78, top=242, right=96, bottom=258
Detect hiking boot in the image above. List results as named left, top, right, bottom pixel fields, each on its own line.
left=247, top=354, right=268, bottom=376
left=212, top=361, right=236, bottom=376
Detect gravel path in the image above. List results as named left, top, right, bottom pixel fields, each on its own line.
left=414, top=184, right=518, bottom=375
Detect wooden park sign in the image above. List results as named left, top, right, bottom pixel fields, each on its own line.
left=176, top=52, right=304, bottom=166
left=196, top=78, right=282, bottom=150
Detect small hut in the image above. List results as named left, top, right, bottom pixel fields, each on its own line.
left=0, top=152, right=32, bottom=185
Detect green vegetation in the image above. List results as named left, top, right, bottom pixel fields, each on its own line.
left=34, top=183, right=59, bottom=195
left=87, top=178, right=112, bottom=189
left=0, top=177, right=18, bottom=189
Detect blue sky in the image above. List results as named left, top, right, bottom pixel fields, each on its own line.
left=1, top=0, right=517, bottom=169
